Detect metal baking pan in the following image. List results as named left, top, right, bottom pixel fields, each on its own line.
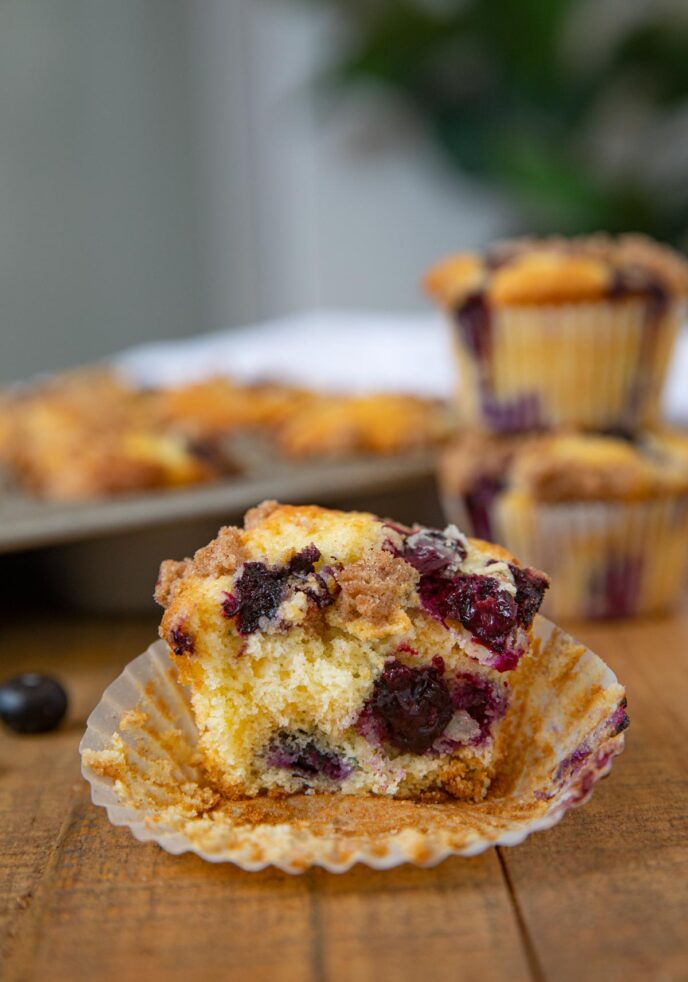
left=0, top=450, right=443, bottom=612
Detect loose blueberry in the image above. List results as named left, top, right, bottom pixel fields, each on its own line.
left=370, top=660, right=453, bottom=754
left=0, top=674, right=68, bottom=734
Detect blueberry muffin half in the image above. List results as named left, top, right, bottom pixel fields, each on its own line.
left=425, top=234, right=688, bottom=432
left=155, top=501, right=548, bottom=801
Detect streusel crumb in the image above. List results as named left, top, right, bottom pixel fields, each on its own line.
left=244, top=499, right=280, bottom=530
left=335, top=551, right=419, bottom=624
left=155, top=559, right=193, bottom=608
left=193, top=526, right=247, bottom=577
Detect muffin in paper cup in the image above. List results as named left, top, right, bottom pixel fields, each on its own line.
left=81, top=620, right=627, bottom=872
left=425, top=234, right=688, bottom=432
left=440, top=430, right=688, bottom=620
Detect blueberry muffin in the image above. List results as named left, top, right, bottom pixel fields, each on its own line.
left=277, top=394, right=452, bottom=458
left=425, top=234, right=688, bottom=432
left=0, top=371, right=231, bottom=500
left=156, top=378, right=313, bottom=437
left=155, top=501, right=548, bottom=801
left=440, top=429, right=688, bottom=618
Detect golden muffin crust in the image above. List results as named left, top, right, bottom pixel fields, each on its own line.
left=156, top=378, right=313, bottom=436
left=425, top=233, right=688, bottom=308
left=277, top=393, right=452, bottom=458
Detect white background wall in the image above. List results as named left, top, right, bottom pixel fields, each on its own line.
left=1, top=0, right=510, bottom=383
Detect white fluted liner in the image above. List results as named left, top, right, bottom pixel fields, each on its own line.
left=442, top=490, right=688, bottom=620
left=496, top=497, right=688, bottom=620
left=80, top=620, right=627, bottom=873
left=450, top=298, right=683, bottom=430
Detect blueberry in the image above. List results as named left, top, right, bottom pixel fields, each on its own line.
left=222, top=546, right=334, bottom=634
left=419, top=572, right=518, bottom=652
left=0, top=673, right=68, bottom=734
left=509, top=564, right=549, bottom=628
left=454, top=576, right=518, bottom=647
left=455, top=292, right=491, bottom=362
left=225, top=561, right=285, bottom=635
left=370, top=660, right=453, bottom=754
left=266, top=730, right=353, bottom=782
left=169, top=627, right=194, bottom=655
left=402, top=528, right=466, bottom=575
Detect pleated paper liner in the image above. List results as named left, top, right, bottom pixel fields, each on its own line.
left=449, top=297, right=683, bottom=431
left=80, top=619, right=627, bottom=873
left=443, top=491, right=688, bottom=620
left=81, top=620, right=628, bottom=871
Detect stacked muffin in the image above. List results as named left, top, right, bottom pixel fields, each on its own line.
left=427, top=234, right=688, bottom=619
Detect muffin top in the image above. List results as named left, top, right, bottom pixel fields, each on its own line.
left=425, top=234, right=688, bottom=308
left=156, top=501, right=548, bottom=669
left=440, top=429, right=688, bottom=502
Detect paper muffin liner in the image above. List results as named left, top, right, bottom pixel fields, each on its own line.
left=449, top=297, right=683, bottom=431
left=443, top=492, right=688, bottom=620
left=80, top=620, right=627, bottom=872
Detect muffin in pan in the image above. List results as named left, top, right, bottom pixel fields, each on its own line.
left=276, top=393, right=453, bottom=458
left=425, top=234, right=688, bottom=432
left=0, top=371, right=231, bottom=500
left=0, top=368, right=453, bottom=501
left=440, top=429, right=688, bottom=619
left=155, top=501, right=549, bottom=802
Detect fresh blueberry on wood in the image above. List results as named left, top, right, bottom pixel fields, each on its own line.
left=0, top=674, right=68, bottom=734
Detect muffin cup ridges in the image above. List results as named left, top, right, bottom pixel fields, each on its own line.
left=449, top=297, right=683, bottom=431
left=80, top=623, right=627, bottom=873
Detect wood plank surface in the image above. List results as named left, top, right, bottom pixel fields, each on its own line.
left=501, top=610, right=688, bottom=982
left=0, top=609, right=686, bottom=982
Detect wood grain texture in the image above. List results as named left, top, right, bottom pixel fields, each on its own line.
left=502, top=610, right=688, bottom=982
left=1, top=609, right=687, bottom=982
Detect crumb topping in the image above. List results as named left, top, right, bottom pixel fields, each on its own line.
left=244, top=499, right=280, bottom=529
left=155, top=558, right=193, bottom=607
left=335, top=551, right=419, bottom=625
left=155, top=527, right=248, bottom=608
left=193, top=526, right=247, bottom=576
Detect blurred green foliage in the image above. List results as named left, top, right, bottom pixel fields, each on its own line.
left=307, top=0, right=688, bottom=244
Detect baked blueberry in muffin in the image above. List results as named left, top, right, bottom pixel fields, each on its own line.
left=155, top=501, right=548, bottom=801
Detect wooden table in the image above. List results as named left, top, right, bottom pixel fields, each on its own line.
left=1, top=609, right=687, bottom=982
